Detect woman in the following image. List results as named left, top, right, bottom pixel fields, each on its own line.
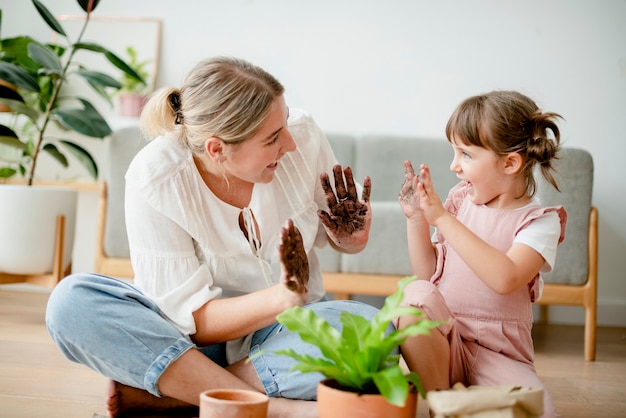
left=46, top=56, right=376, bottom=417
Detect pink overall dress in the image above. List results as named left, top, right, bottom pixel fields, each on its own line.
left=402, top=182, right=567, bottom=418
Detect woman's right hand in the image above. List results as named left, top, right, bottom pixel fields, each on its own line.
left=278, top=219, right=309, bottom=307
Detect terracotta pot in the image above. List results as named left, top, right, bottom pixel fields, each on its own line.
left=118, top=93, right=147, bottom=117
left=199, top=389, right=269, bottom=418
left=317, top=379, right=417, bottom=418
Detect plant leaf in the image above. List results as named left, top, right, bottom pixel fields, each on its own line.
left=0, top=84, right=24, bottom=102
left=76, top=70, right=122, bottom=89
left=42, top=142, right=68, bottom=168
left=86, top=79, right=114, bottom=107
left=0, top=61, right=40, bottom=92
left=54, top=98, right=111, bottom=138
left=404, top=372, right=426, bottom=399
left=73, top=42, right=145, bottom=83
left=0, top=167, right=18, bottom=178
left=0, top=125, right=27, bottom=151
left=372, top=365, right=409, bottom=406
left=0, top=98, right=39, bottom=123
left=32, top=0, right=66, bottom=37
left=28, top=42, right=63, bottom=75
left=104, top=50, right=145, bottom=83
left=58, top=140, right=97, bottom=179
left=276, top=306, right=344, bottom=365
left=77, top=0, right=101, bottom=13
left=72, top=41, right=106, bottom=54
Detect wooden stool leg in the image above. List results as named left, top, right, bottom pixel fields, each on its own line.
left=51, top=215, right=66, bottom=286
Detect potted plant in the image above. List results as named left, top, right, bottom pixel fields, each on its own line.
left=260, top=275, right=442, bottom=418
left=0, top=0, right=145, bottom=280
left=115, top=45, right=150, bottom=117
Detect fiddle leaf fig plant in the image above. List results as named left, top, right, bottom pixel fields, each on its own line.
left=253, top=275, right=443, bottom=407
left=0, top=0, right=145, bottom=184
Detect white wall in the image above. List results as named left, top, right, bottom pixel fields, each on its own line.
left=2, top=0, right=625, bottom=326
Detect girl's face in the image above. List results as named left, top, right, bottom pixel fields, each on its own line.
left=221, top=95, right=296, bottom=184
left=448, top=135, right=511, bottom=207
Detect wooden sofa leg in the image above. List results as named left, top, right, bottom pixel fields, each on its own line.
left=584, top=305, right=597, bottom=361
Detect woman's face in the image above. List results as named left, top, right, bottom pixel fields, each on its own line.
left=222, top=95, right=296, bottom=184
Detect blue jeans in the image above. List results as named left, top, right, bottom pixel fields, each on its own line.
left=46, top=273, right=382, bottom=399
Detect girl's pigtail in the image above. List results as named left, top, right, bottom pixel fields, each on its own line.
left=527, top=111, right=563, bottom=192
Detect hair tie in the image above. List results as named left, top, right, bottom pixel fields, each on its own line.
left=169, top=91, right=184, bottom=125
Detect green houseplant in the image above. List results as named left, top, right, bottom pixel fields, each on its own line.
left=256, top=275, right=442, bottom=416
left=117, top=46, right=149, bottom=96
left=0, top=0, right=144, bottom=280
left=0, top=0, right=145, bottom=184
left=114, top=45, right=150, bottom=117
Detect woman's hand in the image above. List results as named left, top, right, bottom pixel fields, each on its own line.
left=318, top=165, right=372, bottom=253
left=278, top=219, right=309, bottom=306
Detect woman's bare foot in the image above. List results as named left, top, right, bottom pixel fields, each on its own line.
left=106, top=380, right=198, bottom=417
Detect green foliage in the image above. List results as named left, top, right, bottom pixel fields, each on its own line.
left=0, top=0, right=146, bottom=184
left=255, top=276, right=443, bottom=407
left=115, top=46, right=150, bottom=95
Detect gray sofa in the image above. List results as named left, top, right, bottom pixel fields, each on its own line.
left=96, top=127, right=597, bottom=359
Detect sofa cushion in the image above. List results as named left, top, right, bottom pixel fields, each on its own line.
left=340, top=201, right=411, bottom=275
left=537, top=148, right=593, bottom=285
left=353, top=135, right=458, bottom=202
left=325, top=133, right=356, bottom=169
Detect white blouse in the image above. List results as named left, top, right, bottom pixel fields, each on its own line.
left=124, top=109, right=337, bottom=361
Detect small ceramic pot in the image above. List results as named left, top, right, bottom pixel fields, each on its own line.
left=199, top=388, right=269, bottom=418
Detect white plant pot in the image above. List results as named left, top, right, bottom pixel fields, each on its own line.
left=0, top=185, right=77, bottom=275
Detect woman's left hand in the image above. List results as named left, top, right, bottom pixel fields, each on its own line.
left=318, top=165, right=372, bottom=253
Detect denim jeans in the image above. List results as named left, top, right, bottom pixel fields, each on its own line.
left=46, top=273, right=381, bottom=399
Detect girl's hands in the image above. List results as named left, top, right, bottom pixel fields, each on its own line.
left=399, top=161, right=447, bottom=226
left=398, top=160, right=423, bottom=219
left=318, top=165, right=372, bottom=252
left=278, top=219, right=309, bottom=306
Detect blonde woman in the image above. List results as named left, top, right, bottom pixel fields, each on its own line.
left=47, top=56, right=375, bottom=417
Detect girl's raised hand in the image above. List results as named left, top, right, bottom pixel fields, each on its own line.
left=398, top=160, right=422, bottom=218
left=318, top=165, right=372, bottom=251
left=278, top=219, right=309, bottom=306
left=416, top=164, right=447, bottom=226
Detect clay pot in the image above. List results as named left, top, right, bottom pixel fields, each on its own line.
left=317, top=379, right=417, bottom=418
left=199, top=389, right=269, bottom=418
left=118, top=93, right=147, bottom=117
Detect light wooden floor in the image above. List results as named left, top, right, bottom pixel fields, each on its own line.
left=1, top=286, right=625, bottom=418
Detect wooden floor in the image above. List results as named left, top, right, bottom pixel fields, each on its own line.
left=1, top=286, right=625, bottom=418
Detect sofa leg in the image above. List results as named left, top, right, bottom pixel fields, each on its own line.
left=584, top=305, right=597, bottom=361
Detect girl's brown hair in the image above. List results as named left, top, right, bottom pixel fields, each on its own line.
left=445, top=90, right=563, bottom=196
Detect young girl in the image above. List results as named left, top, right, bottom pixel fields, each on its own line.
left=397, top=90, right=567, bottom=418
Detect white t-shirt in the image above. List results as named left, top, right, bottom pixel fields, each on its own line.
left=124, top=109, right=337, bottom=362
